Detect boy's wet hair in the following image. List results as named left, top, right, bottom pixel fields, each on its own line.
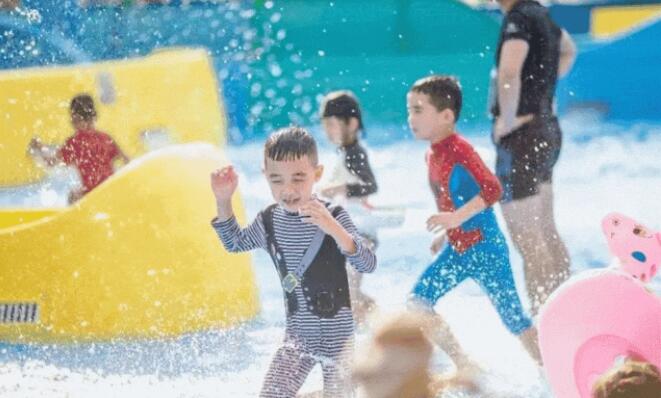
left=410, top=75, right=462, bottom=121
left=320, top=90, right=364, bottom=131
left=264, top=126, right=318, bottom=165
left=592, top=360, right=661, bottom=398
left=70, top=94, right=97, bottom=121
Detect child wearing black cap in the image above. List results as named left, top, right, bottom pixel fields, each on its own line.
left=319, top=90, right=379, bottom=324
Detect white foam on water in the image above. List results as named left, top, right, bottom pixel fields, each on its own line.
left=1, top=119, right=660, bottom=397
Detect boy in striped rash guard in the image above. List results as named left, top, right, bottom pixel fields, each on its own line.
left=210, top=126, right=377, bottom=397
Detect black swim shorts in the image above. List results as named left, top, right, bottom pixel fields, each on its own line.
left=495, top=116, right=562, bottom=202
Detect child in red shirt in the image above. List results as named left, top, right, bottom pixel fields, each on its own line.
left=30, top=94, right=129, bottom=203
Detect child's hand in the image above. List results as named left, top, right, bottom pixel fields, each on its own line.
left=300, top=199, right=357, bottom=254
left=210, top=166, right=238, bottom=202
left=28, top=137, right=45, bottom=157
left=430, top=232, right=447, bottom=255
left=299, top=199, right=339, bottom=235
left=27, top=137, right=59, bottom=166
left=426, top=212, right=461, bottom=232
left=29, top=137, right=42, bottom=151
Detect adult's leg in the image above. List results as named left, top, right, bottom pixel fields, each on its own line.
left=501, top=195, right=558, bottom=315
left=260, top=343, right=316, bottom=398
left=534, top=118, right=570, bottom=300
left=539, top=181, right=570, bottom=293
left=497, top=120, right=568, bottom=314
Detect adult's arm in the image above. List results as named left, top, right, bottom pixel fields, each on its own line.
left=558, top=29, right=576, bottom=78
left=497, top=39, right=529, bottom=133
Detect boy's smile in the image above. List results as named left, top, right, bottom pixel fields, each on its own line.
left=264, top=155, right=323, bottom=213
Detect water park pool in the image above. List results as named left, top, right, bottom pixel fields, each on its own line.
left=1, top=117, right=660, bottom=397
left=2, top=0, right=661, bottom=396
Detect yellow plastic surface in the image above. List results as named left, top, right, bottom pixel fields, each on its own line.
left=0, top=48, right=225, bottom=186
left=592, top=5, right=661, bottom=38
left=0, top=143, right=258, bottom=343
left=0, top=209, right=61, bottom=230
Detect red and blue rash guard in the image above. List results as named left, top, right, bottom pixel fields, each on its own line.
left=411, top=133, right=532, bottom=335
left=427, top=133, right=503, bottom=253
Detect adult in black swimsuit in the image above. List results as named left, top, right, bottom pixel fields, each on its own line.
left=491, top=0, right=576, bottom=315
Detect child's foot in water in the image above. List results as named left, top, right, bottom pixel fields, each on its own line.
left=431, top=361, right=484, bottom=395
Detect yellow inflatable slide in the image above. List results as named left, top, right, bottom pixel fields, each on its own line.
left=0, top=48, right=225, bottom=186
left=0, top=143, right=259, bottom=343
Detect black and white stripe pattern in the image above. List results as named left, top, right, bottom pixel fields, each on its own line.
left=0, top=302, right=39, bottom=324
left=212, top=204, right=376, bottom=397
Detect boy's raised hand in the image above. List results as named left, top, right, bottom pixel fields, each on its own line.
left=298, top=198, right=338, bottom=234
left=210, top=165, right=238, bottom=202
left=299, top=198, right=357, bottom=255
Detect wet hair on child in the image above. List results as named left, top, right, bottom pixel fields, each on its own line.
left=592, top=359, right=661, bottom=398
left=264, top=126, right=319, bottom=165
left=321, top=90, right=364, bottom=131
left=410, top=75, right=462, bottom=121
left=70, top=94, right=97, bottom=122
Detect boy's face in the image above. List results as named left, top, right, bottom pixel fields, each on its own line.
left=263, top=155, right=323, bottom=212
left=71, top=114, right=94, bottom=131
left=406, top=91, right=454, bottom=141
left=322, top=116, right=357, bottom=146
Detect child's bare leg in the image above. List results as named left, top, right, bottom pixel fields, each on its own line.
left=428, top=313, right=469, bottom=368
left=409, top=248, right=483, bottom=390
left=518, top=326, right=543, bottom=366
left=426, top=313, right=482, bottom=388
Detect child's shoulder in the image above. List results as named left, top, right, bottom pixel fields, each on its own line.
left=343, top=141, right=369, bottom=157
left=429, top=134, right=472, bottom=160
left=77, top=129, right=114, bottom=143
left=259, top=202, right=280, bottom=215
left=449, top=132, right=474, bottom=149
left=95, top=129, right=116, bottom=142
left=447, top=133, right=480, bottom=159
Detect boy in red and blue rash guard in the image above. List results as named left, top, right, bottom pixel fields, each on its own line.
left=406, top=76, right=541, bottom=379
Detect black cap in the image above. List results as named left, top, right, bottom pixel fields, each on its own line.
left=321, top=91, right=364, bottom=131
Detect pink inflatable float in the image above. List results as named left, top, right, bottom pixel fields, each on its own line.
left=602, top=212, right=661, bottom=282
left=538, top=212, right=661, bottom=398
